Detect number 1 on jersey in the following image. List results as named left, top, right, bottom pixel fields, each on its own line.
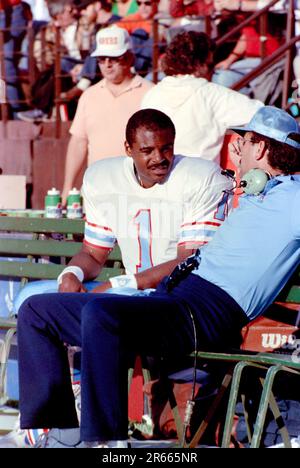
left=134, top=209, right=154, bottom=273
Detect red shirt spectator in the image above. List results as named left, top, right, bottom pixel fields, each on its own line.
left=170, top=0, right=214, bottom=18
left=243, top=25, right=279, bottom=57
left=0, top=0, right=21, bottom=9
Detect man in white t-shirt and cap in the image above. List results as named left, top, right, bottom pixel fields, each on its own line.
left=61, top=24, right=154, bottom=204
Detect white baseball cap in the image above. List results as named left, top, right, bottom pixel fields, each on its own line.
left=91, top=26, right=132, bottom=58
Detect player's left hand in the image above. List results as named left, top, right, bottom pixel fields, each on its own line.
left=90, top=281, right=112, bottom=293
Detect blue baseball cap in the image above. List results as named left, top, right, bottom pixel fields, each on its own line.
left=230, top=106, right=300, bottom=149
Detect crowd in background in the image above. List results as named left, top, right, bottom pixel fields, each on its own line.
left=0, top=0, right=294, bottom=120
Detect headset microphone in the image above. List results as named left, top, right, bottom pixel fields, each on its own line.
left=222, top=168, right=270, bottom=195
left=239, top=168, right=270, bottom=195
left=221, top=169, right=235, bottom=179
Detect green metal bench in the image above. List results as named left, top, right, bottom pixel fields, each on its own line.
left=166, top=270, right=300, bottom=449
left=0, top=215, right=124, bottom=405
left=184, top=349, right=300, bottom=448
left=0, top=216, right=123, bottom=285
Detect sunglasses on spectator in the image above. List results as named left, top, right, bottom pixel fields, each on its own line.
left=137, top=1, right=152, bottom=6
left=98, top=55, right=125, bottom=64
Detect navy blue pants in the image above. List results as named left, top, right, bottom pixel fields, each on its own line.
left=17, top=274, right=248, bottom=442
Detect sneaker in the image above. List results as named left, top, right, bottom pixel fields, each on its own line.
left=16, top=109, right=48, bottom=122
left=34, top=428, right=86, bottom=448
left=0, top=418, right=48, bottom=448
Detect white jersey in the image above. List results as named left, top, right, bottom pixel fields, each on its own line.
left=82, top=156, right=232, bottom=274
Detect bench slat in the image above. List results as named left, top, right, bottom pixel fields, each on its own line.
left=0, top=240, right=122, bottom=262
left=0, top=261, right=124, bottom=281
left=193, top=350, right=300, bottom=369
left=0, top=239, right=82, bottom=257
left=285, top=285, right=300, bottom=303
left=0, top=217, right=85, bottom=234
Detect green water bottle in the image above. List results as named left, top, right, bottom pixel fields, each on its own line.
left=67, top=188, right=83, bottom=219
left=45, top=188, right=62, bottom=218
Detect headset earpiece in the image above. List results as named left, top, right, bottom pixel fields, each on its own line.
left=239, top=169, right=270, bottom=195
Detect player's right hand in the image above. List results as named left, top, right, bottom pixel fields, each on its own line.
left=58, top=273, right=87, bottom=293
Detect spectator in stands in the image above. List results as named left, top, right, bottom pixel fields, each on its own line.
left=141, top=30, right=263, bottom=164
left=18, top=1, right=50, bottom=78
left=167, top=0, right=214, bottom=41
left=0, top=0, right=30, bottom=118
left=23, top=0, right=50, bottom=34
left=117, top=0, right=159, bottom=75
left=213, top=17, right=281, bottom=95
left=61, top=25, right=154, bottom=204
left=61, top=0, right=122, bottom=101
left=111, top=0, right=138, bottom=17
left=0, top=108, right=233, bottom=448
left=77, top=0, right=120, bottom=32
left=118, top=0, right=157, bottom=34
left=170, top=0, right=214, bottom=17
left=214, top=1, right=300, bottom=102
left=17, top=0, right=85, bottom=121
left=15, top=106, right=300, bottom=448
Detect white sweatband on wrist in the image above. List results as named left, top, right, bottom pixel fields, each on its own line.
left=57, top=266, right=84, bottom=286
left=109, top=274, right=138, bottom=289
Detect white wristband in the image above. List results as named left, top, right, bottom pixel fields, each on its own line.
left=57, top=266, right=84, bottom=286
left=109, top=274, right=138, bottom=289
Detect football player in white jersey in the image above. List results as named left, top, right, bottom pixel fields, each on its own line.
left=57, top=108, right=233, bottom=295
left=14, top=108, right=233, bottom=309
left=3, top=108, right=232, bottom=448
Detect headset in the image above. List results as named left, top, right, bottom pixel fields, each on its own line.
left=222, top=168, right=270, bottom=195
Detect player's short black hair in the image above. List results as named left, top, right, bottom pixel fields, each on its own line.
left=126, top=109, right=176, bottom=146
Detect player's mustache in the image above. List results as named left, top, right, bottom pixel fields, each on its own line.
left=148, top=160, right=169, bottom=169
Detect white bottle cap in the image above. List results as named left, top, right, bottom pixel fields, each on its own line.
left=69, top=188, right=80, bottom=195
left=47, top=188, right=61, bottom=195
